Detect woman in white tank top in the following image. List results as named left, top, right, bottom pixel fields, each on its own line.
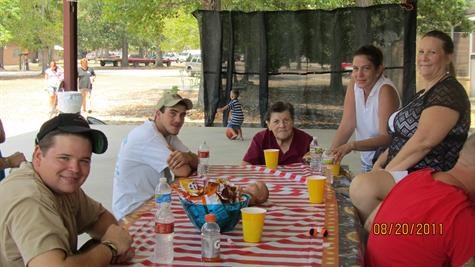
left=330, top=45, right=400, bottom=173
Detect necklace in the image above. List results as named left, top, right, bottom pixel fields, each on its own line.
left=425, top=72, right=449, bottom=92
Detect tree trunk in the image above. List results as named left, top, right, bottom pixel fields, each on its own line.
left=155, top=47, right=163, bottom=68
left=201, top=0, right=220, bottom=10
left=121, top=36, right=128, bottom=67
left=41, top=48, right=49, bottom=74
left=0, top=47, right=4, bottom=70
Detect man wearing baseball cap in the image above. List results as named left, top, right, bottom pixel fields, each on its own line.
left=0, top=113, right=133, bottom=267
left=112, top=93, right=198, bottom=219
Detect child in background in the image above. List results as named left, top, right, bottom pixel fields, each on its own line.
left=218, top=89, right=244, bottom=141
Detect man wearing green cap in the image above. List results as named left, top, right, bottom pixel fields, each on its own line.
left=112, top=93, right=198, bottom=220
left=0, top=113, right=133, bottom=267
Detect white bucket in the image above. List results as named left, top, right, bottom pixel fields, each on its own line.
left=57, top=91, right=83, bottom=113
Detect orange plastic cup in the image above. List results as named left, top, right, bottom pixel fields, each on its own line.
left=263, top=149, right=279, bottom=170
left=307, top=175, right=327, bottom=204
left=241, top=207, right=267, bottom=243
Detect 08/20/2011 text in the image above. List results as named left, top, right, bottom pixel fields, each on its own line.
left=372, top=223, right=443, bottom=236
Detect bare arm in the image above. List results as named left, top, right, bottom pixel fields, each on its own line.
left=168, top=151, right=198, bottom=177
left=1, top=152, right=26, bottom=170
left=0, top=119, right=5, bottom=143
left=330, top=79, right=357, bottom=152
left=28, top=211, right=133, bottom=267
left=217, top=104, right=229, bottom=112
left=28, top=247, right=112, bottom=267
left=384, top=106, right=459, bottom=171
left=241, top=160, right=251, bottom=166
left=373, top=148, right=388, bottom=170
left=86, top=210, right=118, bottom=240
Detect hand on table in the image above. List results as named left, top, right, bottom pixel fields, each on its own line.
left=111, top=247, right=135, bottom=264
left=6, top=152, right=26, bottom=168
left=167, top=150, right=191, bottom=170
left=331, top=143, right=352, bottom=163
left=102, top=224, right=133, bottom=256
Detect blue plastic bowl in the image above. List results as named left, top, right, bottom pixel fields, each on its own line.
left=179, top=194, right=250, bottom=232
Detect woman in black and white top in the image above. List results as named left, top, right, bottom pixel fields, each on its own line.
left=350, top=30, right=471, bottom=224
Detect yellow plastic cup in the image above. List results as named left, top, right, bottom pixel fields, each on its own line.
left=241, top=207, right=267, bottom=243
left=331, top=162, right=340, bottom=176
left=307, top=175, right=327, bottom=204
left=263, top=149, right=279, bottom=170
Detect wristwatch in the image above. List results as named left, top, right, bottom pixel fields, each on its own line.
left=101, top=240, right=118, bottom=258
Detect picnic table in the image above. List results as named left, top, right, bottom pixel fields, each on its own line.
left=117, top=164, right=363, bottom=266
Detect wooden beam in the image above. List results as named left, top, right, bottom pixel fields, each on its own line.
left=63, top=0, right=78, bottom=91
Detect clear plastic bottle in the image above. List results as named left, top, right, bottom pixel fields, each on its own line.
left=201, top=214, right=221, bottom=262
left=197, top=141, right=210, bottom=177
left=152, top=177, right=174, bottom=264
left=309, top=137, right=323, bottom=172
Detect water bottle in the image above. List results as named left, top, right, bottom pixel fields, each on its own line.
left=201, top=214, right=221, bottom=262
left=197, top=141, right=210, bottom=177
left=309, top=137, right=323, bottom=172
left=152, top=177, right=174, bottom=263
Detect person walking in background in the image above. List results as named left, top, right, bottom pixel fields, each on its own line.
left=44, top=60, right=64, bottom=117
left=350, top=30, right=471, bottom=224
left=330, top=45, right=400, bottom=173
left=217, top=89, right=244, bottom=141
left=78, top=58, right=96, bottom=113
left=0, top=118, right=26, bottom=181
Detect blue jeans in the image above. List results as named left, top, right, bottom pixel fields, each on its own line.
left=0, top=151, right=5, bottom=181
left=361, top=160, right=373, bottom=173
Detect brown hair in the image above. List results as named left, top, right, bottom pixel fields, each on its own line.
left=423, top=30, right=456, bottom=76
left=353, top=45, right=383, bottom=67
left=36, top=130, right=92, bottom=155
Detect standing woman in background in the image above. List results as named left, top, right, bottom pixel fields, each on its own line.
left=78, top=58, right=96, bottom=113
left=44, top=60, right=64, bottom=117
left=330, top=45, right=400, bottom=173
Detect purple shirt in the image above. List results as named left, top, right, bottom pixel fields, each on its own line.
left=243, top=128, right=313, bottom=165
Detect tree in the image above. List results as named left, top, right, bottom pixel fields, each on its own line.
left=13, top=0, right=63, bottom=71
left=0, top=0, right=20, bottom=69
left=418, top=0, right=474, bottom=34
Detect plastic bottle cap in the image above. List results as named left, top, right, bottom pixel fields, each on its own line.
left=205, top=213, right=216, bottom=223
left=159, top=177, right=167, bottom=183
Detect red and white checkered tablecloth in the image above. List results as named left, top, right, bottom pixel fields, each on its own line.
left=117, top=164, right=339, bottom=266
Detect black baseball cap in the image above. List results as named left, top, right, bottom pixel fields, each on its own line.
left=35, top=113, right=108, bottom=154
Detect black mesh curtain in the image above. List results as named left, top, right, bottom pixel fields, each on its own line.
left=194, top=4, right=417, bottom=128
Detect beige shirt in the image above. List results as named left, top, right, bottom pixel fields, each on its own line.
left=0, top=163, right=106, bottom=267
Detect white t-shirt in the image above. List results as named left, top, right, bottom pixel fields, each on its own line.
left=112, top=120, right=189, bottom=220
left=45, top=67, right=64, bottom=88
left=354, top=75, right=399, bottom=168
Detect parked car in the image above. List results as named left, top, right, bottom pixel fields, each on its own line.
left=97, top=53, right=121, bottom=66
left=178, top=49, right=200, bottom=63
left=85, top=51, right=96, bottom=60
left=341, top=62, right=353, bottom=72
left=185, top=55, right=202, bottom=76
left=162, top=52, right=178, bottom=63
